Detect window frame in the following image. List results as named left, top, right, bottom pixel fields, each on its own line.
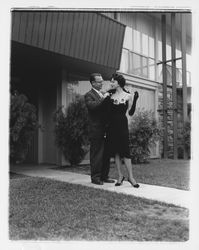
left=121, top=25, right=156, bottom=80
left=121, top=48, right=155, bottom=80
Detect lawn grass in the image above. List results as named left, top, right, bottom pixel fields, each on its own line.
left=9, top=173, right=189, bottom=241
left=55, top=159, right=190, bottom=190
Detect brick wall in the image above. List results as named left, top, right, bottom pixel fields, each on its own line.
left=158, top=85, right=185, bottom=158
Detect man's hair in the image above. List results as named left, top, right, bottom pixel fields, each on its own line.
left=90, top=73, right=102, bottom=84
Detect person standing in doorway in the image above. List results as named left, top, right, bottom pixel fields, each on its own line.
left=84, top=73, right=115, bottom=185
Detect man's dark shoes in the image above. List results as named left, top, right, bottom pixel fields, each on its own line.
left=102, top=178, right=115, bottom=183
left=91, top=179, right=104, bottom=185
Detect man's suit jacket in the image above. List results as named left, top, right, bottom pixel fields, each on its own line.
left=84, top=89, right=110, bottom=138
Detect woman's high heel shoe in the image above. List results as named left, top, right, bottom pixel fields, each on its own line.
left=115, top=176, right=125, bottom=186
left=127, top=178, right=140, bottom=188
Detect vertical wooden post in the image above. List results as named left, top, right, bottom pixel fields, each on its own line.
left=162, top=14, right=168, bottom=158
left=154, top=21, right=159, bottom=82
left=171, top=13, right=178, bottom=159
left=56, top=70, right=63, bottom=166
left=181, top=14, right=188, bottom=159
left=38, top=87, right=43, bottom=164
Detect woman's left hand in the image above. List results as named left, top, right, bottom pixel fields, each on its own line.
left=134, top=91, right=139, bottom=100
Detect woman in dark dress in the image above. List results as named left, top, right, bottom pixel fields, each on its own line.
left=106, top=74, right=139, bottom=187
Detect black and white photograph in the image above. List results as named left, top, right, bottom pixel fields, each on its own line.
left=1, top=1, right=199, bottom=249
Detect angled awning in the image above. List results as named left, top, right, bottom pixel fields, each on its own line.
left=11, top=11, right=125, bottom=71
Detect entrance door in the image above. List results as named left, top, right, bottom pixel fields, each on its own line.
left=38, top=82, right=57, bottom=164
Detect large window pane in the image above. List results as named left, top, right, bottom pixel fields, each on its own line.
left=142, top=57, right=148, bottom=77
left=176, top=49, right=181, bottom=59
left=142, top=33, right=148, bottom=56
left=133, top=29, right=141, bottom=53
left=149, top=36, right=155, bottom=58
left=129, top=52, right=141, bottom=76
left=123, top=26, right=133, bottom=50
left=176, top=58, right=182, bottom=70
left=158, top=40, right=162, bottom=61
left=157, top=64, right=163, bottom=83
left=166, top=45, right=171, bottom=60
left=186, top=53, right=191, bottom=72
left=67, top=81, right=91, bottom=98
left=119, top=49, right=129, bottom=73
left=149, top=58, right=155, bottom=80
left=187, top=71, right=191, bottom=86
left=176, top=59, right=182, bottom=87
left=176, top=68, right=182, bottom=87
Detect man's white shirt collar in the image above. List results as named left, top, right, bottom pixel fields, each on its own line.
left=92, top=88, right=104, bottom=98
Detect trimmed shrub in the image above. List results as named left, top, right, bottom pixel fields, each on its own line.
left=53, top=95, right=90, bottom=166
left=10, top=91, right=39, bottom=163
left=129, top=109, right=162, bottom=164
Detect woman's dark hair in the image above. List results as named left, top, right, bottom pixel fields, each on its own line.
left=112, top=73, right=129, bottom=93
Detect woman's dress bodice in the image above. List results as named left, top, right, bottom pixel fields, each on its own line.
left=106, top=98, right=130, bottom=158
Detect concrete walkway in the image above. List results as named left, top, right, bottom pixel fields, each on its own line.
left=10, top=164, right=190, bottom=209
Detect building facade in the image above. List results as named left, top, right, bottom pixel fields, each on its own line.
left=105, top=12, right=191, bottom=159
left=11, top=11, right=192, bottom=165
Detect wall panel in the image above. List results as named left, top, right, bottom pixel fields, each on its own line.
left=11, top=11, right=125, bottom=70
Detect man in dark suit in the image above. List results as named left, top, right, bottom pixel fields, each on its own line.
left=84, top=73, right=115, bottom=185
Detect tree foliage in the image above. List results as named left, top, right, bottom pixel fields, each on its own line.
left=129, top=109, right=162, bottom=163
left=10, top=92, right=39, bottom=163
left=53, top=95, right=90, bottom=166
